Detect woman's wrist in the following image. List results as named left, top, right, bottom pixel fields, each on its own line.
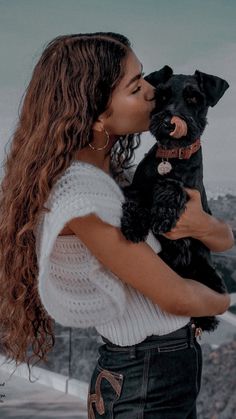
left=186, top=278, right=230, bottom=316
left=192, top=212, right=234, bottom=252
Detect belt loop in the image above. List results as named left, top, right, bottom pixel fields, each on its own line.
left=189, top=320, right=203, bottom=343
left=189, top=321, right=195, bottom=348
left=129, top=344, right=136, bottom=360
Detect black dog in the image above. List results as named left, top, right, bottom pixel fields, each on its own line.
left=120, top=65, right=229, bottom=333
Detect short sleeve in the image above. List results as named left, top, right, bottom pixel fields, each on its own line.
left=35, top=161, right=125, bottom=265
left=34, top=161, right=127, bottom=327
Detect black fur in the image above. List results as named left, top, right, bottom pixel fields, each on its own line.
left=121, top=66, right=229, bottom=332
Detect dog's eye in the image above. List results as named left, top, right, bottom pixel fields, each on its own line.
left=186, top=96, right=198, bottom=104
left=159, top=91, right=171, bottom=103
left=184, top=86, right=204, bottom=106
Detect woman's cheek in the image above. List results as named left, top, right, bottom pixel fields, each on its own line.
left=107, top=96, right=150, bottom=134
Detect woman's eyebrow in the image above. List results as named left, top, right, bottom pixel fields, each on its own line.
left=125, top=63, right=144, bottom=88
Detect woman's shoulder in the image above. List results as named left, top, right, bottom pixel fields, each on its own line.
left=36, top=160, right=127, bottom=242
left=57, top=160, right=136, bottom=192
left=45, top=160, right=125, bottom=211
left=53, top=160, right=117, bottom=191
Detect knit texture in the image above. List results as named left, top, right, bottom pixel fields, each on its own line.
left=35, top=160, right=189, bottom=346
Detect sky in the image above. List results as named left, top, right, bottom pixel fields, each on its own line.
left=0, top=0, right=235, bottom=192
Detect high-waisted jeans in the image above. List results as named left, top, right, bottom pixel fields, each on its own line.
left=87, top=321, right=202, bottom=419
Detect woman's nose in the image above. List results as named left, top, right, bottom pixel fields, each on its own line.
left=146, top=88, right=156, bottom=102
left=143, top=79, right=156, bottom=101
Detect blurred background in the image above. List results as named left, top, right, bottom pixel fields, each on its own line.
left=0, top=1, right=235, bottom=418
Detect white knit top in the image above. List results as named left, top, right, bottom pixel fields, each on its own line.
left=35, top=160, right=189, bottom=346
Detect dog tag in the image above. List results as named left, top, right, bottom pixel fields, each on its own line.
left=157, top=161, right=172, bottom=175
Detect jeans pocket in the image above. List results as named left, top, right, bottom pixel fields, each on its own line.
left=87, top=362, right=124, bottom=419
left=158, top=341, right=188, bottom=353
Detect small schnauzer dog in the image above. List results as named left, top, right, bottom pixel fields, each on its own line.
left=121, top=65, right=229, bottom=333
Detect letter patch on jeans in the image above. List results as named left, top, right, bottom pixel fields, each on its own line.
left=88, top=368, right=123, bottom=418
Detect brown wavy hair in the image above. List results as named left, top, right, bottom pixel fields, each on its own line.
left=0, top=32, right=140, bottom=379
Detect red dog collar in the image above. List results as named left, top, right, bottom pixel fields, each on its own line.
left=156, top=138, right=201, bottom=160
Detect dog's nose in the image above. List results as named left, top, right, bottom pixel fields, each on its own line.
left=169, top=116, right=188, bottom=138
left=163, top=116, right=173, bottom=128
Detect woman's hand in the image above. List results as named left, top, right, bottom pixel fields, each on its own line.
left=162, top=188, right=234, bottom=252
left=162, top=188, right=207, bottom=240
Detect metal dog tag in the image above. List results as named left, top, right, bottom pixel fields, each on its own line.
left=157, top=161, right=172, bottom=175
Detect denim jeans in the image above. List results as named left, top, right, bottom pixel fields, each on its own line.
left=87, top=321, right=202, bottom=419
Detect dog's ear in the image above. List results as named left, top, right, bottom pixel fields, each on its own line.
left=194, top=70, right=229, bottom=107
left=144, top=65, right=173, bottom=87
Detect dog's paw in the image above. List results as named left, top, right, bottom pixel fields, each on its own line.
left=151, top=207, right=178, bottom=234
left=153, top=178, right=187, bottom=211
left=121, top=201, right=150, bottom=243
left=192, top=316, right=219, bottom=333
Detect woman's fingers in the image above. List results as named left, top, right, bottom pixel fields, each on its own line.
left=160, top=188, right=203, bottom=239
left=184, top=187, right=201, bottom=199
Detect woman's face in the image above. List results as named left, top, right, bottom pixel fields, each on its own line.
left=103, top=50, right=156, bottom=135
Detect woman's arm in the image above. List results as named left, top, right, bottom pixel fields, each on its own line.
left=162, top=188, right=235, bottom=252
left=68, top=213, right=230, bottom=317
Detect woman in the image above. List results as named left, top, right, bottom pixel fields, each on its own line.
left=0, top=32, right=233, bottom=418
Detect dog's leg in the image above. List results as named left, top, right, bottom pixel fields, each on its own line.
left=188, top=248, right=227, bottom=332
left=120, top=187, right=151, bottom=243
left=158, top=235, right=192, bottom=268
left=149, top=179, right=192, bottom=267
left=190, top=239, right=227, bottom=293
left=150, top=178, right=188, bottom=234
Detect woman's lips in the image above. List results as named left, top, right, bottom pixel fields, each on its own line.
left=169, top=116, right=188, bottom=138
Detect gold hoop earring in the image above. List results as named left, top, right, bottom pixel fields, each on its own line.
left=88, top=129, right=110, bottom=151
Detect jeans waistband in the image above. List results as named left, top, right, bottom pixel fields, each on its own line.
left=100, top=321, right=200, bottom=352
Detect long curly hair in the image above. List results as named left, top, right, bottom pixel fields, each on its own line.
left=0, top=32, right=140, bottom=378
